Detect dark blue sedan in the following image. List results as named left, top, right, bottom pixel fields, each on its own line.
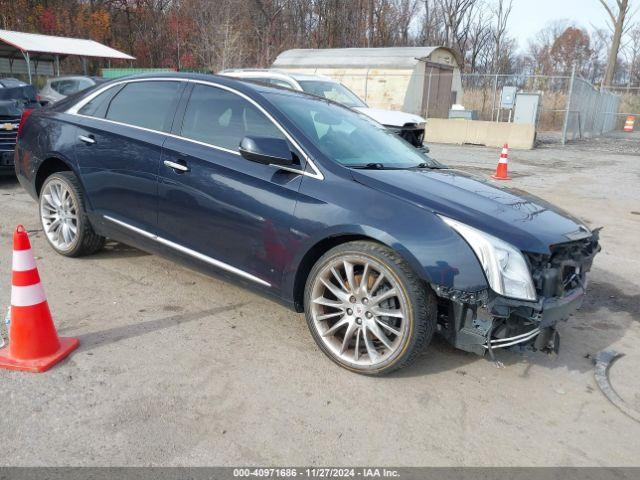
left=15, top=73, right=600, bottom=374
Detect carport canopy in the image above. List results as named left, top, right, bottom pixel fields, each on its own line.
left=0, top=29, right=135, bottom=82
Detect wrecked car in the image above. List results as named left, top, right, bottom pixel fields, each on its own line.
left=219, top=69, right=428, bottom=150
left=15, top=73, right=600, bottom=375
left=0, top=78, right=40, bottom=175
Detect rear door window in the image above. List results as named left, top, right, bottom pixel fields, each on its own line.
left=105, top=81, right=182, bottom=132
left=180, top=84, right=285, bottom=151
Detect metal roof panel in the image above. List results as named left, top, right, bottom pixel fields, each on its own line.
left=273, top=47, right=460, bottom=69
left=0, top=29, right=135, bottom=60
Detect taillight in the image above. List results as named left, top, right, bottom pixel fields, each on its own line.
left=17, top=108, right=34, bottom=139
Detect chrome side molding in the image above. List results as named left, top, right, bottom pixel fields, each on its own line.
left=103, top=215, right=271, bottom=287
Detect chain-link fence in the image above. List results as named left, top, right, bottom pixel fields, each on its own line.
left=562, top=70, right=621, bottom=144
left=461, top=70, right=624, bottom=144
left=461, top=73, right=572, bottom=132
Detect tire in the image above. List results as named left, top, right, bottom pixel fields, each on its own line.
left=39, top=171, right=105, bottom=257
left=304, top=241, right=436, bottom=375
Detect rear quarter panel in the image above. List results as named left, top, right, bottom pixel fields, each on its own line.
left=16, top=110, right=82, bottom=200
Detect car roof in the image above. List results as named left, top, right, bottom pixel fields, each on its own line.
left=74, top=71, right=301, bottom=99
left=48, top=75, right=97, bottom=81
left=0, top=77, right=27, bottom=88
left=219, top=69, right=336, bottom=83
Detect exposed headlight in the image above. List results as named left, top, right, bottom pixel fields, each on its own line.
left=439, top=216, right=537, bottom=301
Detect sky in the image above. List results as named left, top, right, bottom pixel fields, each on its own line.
left=509, top=0, right=609, bottom=51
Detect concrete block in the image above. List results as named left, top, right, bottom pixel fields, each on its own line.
left=425, top=119, right=536, bottom=149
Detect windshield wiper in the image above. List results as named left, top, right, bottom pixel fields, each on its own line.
left=413, top=162, right=446, bottom=169
left=348, top=162, right=386, bottom=169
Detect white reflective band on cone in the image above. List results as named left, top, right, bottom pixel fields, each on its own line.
left=11, top=283, right=46, bottom=307
left=12, top=249, right=37, bottom=272
left=498, top=158, right=508, bottom=164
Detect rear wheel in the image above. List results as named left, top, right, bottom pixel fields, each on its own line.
left=304, top=241, right=436, bottom=375
left=39, top=171, right=105, bottom=257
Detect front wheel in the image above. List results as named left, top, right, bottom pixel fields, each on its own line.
left=39, top=171, right=105, bottom=257
left=304, top=241, right=436, bottom=375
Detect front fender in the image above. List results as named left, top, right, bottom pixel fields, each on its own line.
left=285, top=172, right=489, bottom=304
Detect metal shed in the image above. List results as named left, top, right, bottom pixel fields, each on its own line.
left=0, top=29, right=135, bottom=82
left=272, top=47, right=463, bottom=118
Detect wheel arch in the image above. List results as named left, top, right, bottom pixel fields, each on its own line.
left=35, top=156, right=73, bottom=197
left=290, top=229, right=431, bottom=312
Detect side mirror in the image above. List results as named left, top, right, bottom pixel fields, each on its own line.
left=239, top=136, right=293, bottom=166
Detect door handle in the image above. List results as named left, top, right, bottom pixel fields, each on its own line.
left=164, top=159, right=190, bottom=172
left=78, top=134, right=95, bottom=145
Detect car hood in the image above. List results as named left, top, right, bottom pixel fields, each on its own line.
left=352, top=168, right=592, bottom=254
left=353, top=107, right=425, bottom=128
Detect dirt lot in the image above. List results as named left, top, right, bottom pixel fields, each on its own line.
left=1, top=133, right=639, bottom=467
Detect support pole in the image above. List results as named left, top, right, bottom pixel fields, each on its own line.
left=22, top=51, right=32, bottom=84
left=491, top=74, right=498, bottom=121
left=561, top=66, right=576, bottom=145
left=55, top=55, right=60, bottom=76
left=82, top=57, right=88, bottom=76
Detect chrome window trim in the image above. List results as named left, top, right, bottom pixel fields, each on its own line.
left=66, top=77, right=324, bottom=180
left=103, top=215, right=271, bottom=287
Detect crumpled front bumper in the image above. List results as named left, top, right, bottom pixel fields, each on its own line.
left=434, top=283, right=587, bottom=356
left=435, top=233, right=599, bottom=357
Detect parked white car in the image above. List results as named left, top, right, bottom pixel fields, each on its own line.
left=39, top=76, right=106, bottom=105
left=219, top=69, right=428, bottom=149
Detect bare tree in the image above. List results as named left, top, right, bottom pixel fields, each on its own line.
left=395, top=0, right=421, bottom=44
left=625, top=25, right=640, bottom=86
left=599, top=0, right=632, bottom=86
left=437, top=0, right=475, bottom=50
left=465, top=5, right=491, bottom=71
left=420, top=0, right=446, bottom=45
left=490, top=0, right=513, bottom=73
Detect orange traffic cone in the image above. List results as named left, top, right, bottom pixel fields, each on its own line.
left=623, top=116, right=635, bottom=133
left=0, top=225, right=79, bottom=372
left=492, top=143, right=511, bottom=180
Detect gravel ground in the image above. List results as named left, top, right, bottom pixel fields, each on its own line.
left=537, top=130, right=640, bottom=155
left=0, top=132, right=639, bottom=467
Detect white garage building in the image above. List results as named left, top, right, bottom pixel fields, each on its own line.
left=272, top=46, right=463, bottom=118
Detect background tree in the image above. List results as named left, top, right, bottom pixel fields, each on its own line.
left=550, top=27, right=593, bottom=76
left=599, top=0, right=633, bottom=86
left=490, top=0, right=512, bottom=73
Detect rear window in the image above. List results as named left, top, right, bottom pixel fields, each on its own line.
left=105, top=81, right=182, bottom=132
left=51, top=80, right=82, bottom=95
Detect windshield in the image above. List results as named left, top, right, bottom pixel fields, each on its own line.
left=297, top=80, right=367, bottom=108
left=265, top=92, right=440, bottom=169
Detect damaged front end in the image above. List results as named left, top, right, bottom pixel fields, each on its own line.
left=386, top=122, right=427, bottom=150
left=433, top=232, right=601, bottom=357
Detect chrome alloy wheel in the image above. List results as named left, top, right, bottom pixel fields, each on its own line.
left=40, top=179, right=79, bottom=251
left=310, top=255, right=409, bottom=367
